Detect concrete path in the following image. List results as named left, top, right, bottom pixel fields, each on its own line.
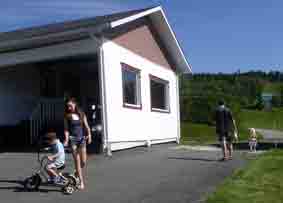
left=256, top=129, right=283, bottom=141
left=0, top=144, right=247, bottom=203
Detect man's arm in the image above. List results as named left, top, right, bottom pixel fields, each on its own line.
left=228, top=111, right=237, bottom=130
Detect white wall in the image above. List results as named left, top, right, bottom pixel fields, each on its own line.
left=0, top=65, right=40, bottom=125
left=102, top=40, right=179, bottom=151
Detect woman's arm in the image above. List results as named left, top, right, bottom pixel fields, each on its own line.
left=64, top=118, right=69, bottom=146
left=83, top=114, right=92, bottom=144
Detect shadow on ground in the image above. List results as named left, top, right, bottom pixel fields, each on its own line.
left=0, top=179, right=61, bottom=193
left=211, top=142, right=283, bottom=150
left=168, top=157, right=220, bottom=162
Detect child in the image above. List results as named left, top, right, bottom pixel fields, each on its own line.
left=249, top=128, right=257, bottom=152
left=45, top=131, right=66, bottom=184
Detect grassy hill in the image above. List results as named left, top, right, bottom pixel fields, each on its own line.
left=181, top=123, right=216, bottom=145
left=263, top=82, right=282, bottom=94
left=181, top=108, right=283, bottom=145
left=239, top=108, right=283, bottom=131
left=181, top=122, right=250, bottom=145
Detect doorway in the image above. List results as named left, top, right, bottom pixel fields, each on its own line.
left=36, top=54, right=104, bottom=154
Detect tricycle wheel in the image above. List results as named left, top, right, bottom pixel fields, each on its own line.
left=63, top=173, right=79, bottom=187
left=23, top=174, right=41, bottom=191
left=62, top=185, right=75, bottom=195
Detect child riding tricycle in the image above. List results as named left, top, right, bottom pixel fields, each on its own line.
left=23, top=132, right=79, bottom=194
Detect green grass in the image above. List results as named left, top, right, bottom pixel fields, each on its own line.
left=181, top=122, right=251, bottom=145
left=181, top=108, right=283, bottom=145
left=207, top=150, right=283, bottom=203
left=239, top=108, right=283, bottom=131
left=263, top=83, right=282, bottom=94
left=181, top=122, right=216, bottom=145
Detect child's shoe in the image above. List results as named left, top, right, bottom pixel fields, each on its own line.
left=47, top=177, right=56, bottom=184
left=54, top=176, right=65, bottom=185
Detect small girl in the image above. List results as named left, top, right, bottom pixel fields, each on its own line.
left=249, top=128, right=257, bottom=152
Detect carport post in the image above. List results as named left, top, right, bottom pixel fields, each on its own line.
left=176, top=74, right=181, bottom=144
left=90, top=33, right=112, bottom=156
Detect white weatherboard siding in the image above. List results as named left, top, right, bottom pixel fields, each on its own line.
left=102, top=40, right=178, bottom=151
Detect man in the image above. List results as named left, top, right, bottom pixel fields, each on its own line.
left=214, top=100, right=236, bottom=161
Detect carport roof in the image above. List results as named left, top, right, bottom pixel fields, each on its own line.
left=0, top=6, right=191, bottom=73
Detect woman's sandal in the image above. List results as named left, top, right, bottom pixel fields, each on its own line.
left=77, top=184, right=85, bottom=190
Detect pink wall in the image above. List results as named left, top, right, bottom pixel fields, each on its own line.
left=113, top=24, right=173, bottom=71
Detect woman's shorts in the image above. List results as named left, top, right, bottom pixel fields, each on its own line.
left=70, top=136, right=86, bottom=150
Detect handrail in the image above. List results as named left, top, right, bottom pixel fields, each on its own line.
left=29, top=97, right=64, bottom=145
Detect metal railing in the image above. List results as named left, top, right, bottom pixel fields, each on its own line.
left=29, top=98, right=64, bottom=144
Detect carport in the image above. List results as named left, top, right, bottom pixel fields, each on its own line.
left=0, top=25, right=106, bottom=153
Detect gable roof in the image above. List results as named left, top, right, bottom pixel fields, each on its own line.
left=0, top=6, right=191, bottom=73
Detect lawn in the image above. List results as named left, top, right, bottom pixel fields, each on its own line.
left=207, top=150, right=283, bottom=203
left=181, top=122, right=250, bottom=145
left=239, top=108, right=283, bottom=131
left=181, top=122, right=216, bottom=145
left=263, top=82, right=282, bottom=95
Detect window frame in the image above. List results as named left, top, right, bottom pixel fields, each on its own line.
left=149, top=74, right=170, bottom=113
left=121, top=63, right=142, bottom=110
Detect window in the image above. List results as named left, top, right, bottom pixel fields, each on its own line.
left=121, top=63, right=141, bottom=109
left=150, top=75, right=170, bottom=112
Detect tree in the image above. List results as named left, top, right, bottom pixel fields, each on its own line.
left=255, top=93, right=264, bottom=110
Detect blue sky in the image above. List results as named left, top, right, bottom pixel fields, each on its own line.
left=1, top=0, right=283, bottom=73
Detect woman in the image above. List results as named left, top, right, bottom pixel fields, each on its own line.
left=64, top=97, right=92, bottom=190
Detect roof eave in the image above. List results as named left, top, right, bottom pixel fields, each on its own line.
left=0, top=23, right=110, bottom=54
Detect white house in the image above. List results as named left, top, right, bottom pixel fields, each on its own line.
left=0, top=6, right=191, bottom=154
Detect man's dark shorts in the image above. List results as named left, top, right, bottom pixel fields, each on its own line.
left=218, top=132, right=233, bottom=143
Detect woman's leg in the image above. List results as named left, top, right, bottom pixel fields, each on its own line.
left=78, top=145, right=87, bottom=189
left=72, top=146, right=83, bottom=189
left=80, top=145, right=87, bottom=169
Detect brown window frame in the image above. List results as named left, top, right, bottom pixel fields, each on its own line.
left=121, top=63, right=142, bottom=110
left=149, top=74, right=170, bottom=113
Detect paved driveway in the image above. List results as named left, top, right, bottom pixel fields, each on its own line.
left=256, top=129, right=283, bottom=141
left=0, top=144, right=247, bottom=203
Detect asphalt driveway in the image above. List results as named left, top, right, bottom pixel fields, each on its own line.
left=0, top=144, right=247, bottom=203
